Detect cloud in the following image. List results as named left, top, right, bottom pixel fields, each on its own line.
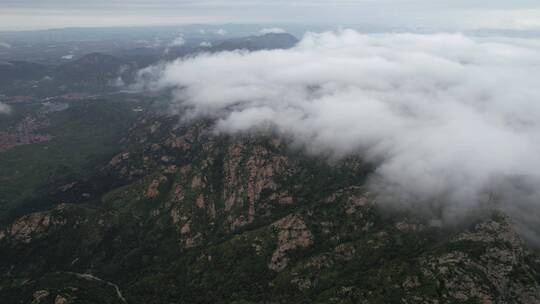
left=465, top=9, right=540, bottom=30
left=0, top=42, right=11, bottom=48
left=138, top=30, right=540, bottom=227
left=259, top=27, right=286, bottom=34
left=196, top=28, right=227, bottom=36
left=200, top=41, right=212, bottom=47
left=169, top=35, right=186, bottom=47
left=214, top=28, right=227, bottom=36
left=163, top=34, right=186, bottom=55
left=0, top=102, right=11, bottom=114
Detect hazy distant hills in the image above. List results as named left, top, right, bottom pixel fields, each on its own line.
left=163, top=33, right=299, bottom=59
left=0, top=61, right=51, bottom=85
left=0, top=33, right=299, bottom=91
left=209, top=32, right=299, bottom=51
left=55, top=53, right=127, bottom=85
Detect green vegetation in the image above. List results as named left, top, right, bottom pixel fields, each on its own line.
left=0, top=96, right=157, bottom=222
left=0, top=103, right=539, bottom=303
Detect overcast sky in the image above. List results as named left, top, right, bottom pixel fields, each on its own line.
left=1, top=0, right=540, bottom=31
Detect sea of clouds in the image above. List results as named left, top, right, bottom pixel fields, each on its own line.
left=137, top=30, right=540, bottom=234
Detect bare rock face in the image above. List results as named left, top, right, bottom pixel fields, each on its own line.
left=145, top=175, right=167, bottom=199
left=269, top=214, right=314, bottom=271
left=31, top=290, right=50, bottom=304
left=0, top=206, right=69, bottom=243
left=1, top=115, right=539, bottom=304
left=164, top=129, right=196, bottom=151
left=54, top=295, right=69, bottom=304
left=451, top=214, right=523, bottom=248
left=416, top=214, right=540, bottom=303
left=146, top=180, right=161, bottom=199
left=110, top=152, right=130, bottom=167
left=395, top=220, right=425, bottom=233
left=223, top=141, right=293, bottom=231
left=0, top=114, right=51, bottom=152
left=7, top=212, right=53, bottom=243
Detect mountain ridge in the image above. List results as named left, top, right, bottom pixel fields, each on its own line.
left=1, top=113, right=539, bottom=303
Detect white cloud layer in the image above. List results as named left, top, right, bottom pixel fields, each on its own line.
left=139, top=30, right=540, bottom=224
left=259, top=27, right=286, bottom=34
left=214, top=28, right=227, bottom=36
left=0, top=102, right=11, bottom=114
left=169, top=35, right=186, bottom=47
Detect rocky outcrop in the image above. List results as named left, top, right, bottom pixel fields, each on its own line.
left=31, top=290, right=50, bottom=304
left=0, top=114, right=51, bottom=152
left=223, top=141, right=292, bottom=231
left=1, top=115, right=539, bottom=304
left=54, top=295, right=69, bottom=304
left=269, top=214, right=314, bottom=271
left=0, top=206, right=69, bottom=243
left=417, top=215, right=540, bottom=303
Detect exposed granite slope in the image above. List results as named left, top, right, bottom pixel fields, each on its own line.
left=0, top=114, right=538, bottom=303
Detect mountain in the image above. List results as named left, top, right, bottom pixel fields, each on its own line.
left=53, top=33, right=299, bottom=86
left=162, top=33, right=299, bottom=61
left=1, top=112, right=539, bottom=303
left=0, top=33, right=300, bottom=93
left=0, top=54, right=131, bottom=94
left=210, top=33, right=299, bottom=52
left=0, top=61, right=51, bottom=86
left=55, top=53, right=129, bottom=86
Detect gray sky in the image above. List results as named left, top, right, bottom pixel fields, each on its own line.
left=1, top=0, right=540, bottom=31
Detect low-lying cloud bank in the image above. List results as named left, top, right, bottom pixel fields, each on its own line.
left=138, top=30, right=540, bottom=227
left=259, top=27, right=287, bottom=34
left=0, top=102, right=11, bottom=114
